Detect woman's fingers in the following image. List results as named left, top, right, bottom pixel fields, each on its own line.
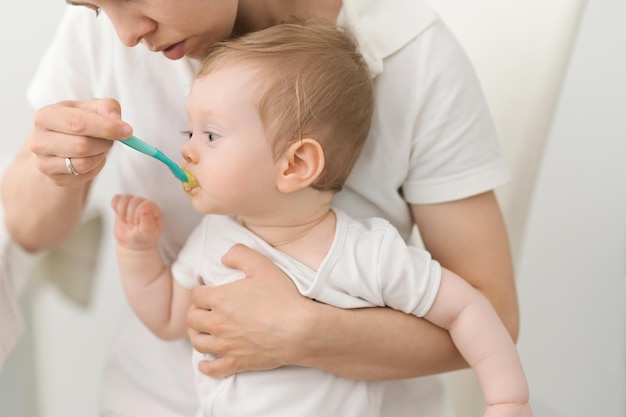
left=28, top=98, right=133, bottom=186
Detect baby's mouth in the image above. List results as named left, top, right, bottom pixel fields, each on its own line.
left=182, top=169, right=199, bottom=194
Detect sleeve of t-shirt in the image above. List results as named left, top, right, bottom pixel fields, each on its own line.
left=377, top=222, right=442, bottom=317
left=402, top=20, right=510, bottom=204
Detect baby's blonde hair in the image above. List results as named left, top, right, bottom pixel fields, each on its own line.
left=196, top=20, right=373, bottom=192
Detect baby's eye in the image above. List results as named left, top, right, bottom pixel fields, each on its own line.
left=206, top=132, right=221, bottom=142
left=181, top=130, right=193, bottom=140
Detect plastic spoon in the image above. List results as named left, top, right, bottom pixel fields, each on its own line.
left=121, top=135, right=190, bottom=183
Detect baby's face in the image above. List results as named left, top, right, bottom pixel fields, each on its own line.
left=180, top=64, right=279, bottom=216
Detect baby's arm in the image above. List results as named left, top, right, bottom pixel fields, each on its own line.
left=111, top=194, right=190, bottom=340
left=424, top=269, right=533, bottom=417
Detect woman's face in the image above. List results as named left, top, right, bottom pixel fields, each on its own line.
left=66, top=0, right=238, bottom=60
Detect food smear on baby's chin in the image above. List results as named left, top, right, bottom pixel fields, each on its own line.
left=182, top=169, right=199, bottom=194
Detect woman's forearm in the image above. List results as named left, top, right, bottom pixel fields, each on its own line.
left=1, top=145, right=89, bottom=252
left=293, top=301, right=466, bottom=380
left=290, top=191, right=520, bottom=381
left=189, top=233, right=516, bottom=380
left=3, top=100, right=125, bottom=253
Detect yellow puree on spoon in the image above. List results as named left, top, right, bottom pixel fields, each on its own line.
left=182, top=169, right=199, bottom=193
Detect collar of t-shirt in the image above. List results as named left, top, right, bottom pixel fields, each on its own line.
left=338, top=0, right=437, bottom=76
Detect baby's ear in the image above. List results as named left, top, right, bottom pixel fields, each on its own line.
left=276, top=138, right=324, bottom=193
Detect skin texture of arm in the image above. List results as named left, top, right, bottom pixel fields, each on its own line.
left=1, top=99, right=132, bottom=253
left=424, top=268, right=532, bottom=416
left=188, top=191, right=518, bottom=380
left=1, top=142, right=90, bottom=252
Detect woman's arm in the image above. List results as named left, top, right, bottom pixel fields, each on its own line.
left=2, top=141, right=90, bottom=252
left=412, top=191, right=519, bottom=340
left=1, top=99, right=132, bottom=252
left=187, top=191, right=518, bottom=380
left=188, top=253, right=459, bottom=379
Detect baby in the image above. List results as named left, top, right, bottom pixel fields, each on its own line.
left=112, top=21, right=533, bottom=417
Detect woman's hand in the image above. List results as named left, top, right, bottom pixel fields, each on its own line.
left=30, top=98, right=132, bottom=186
left=187, top=243, right=313, bottom=378
left=2, top=98, right=133, bottom=252
left=185, top=243, right=465, bottom=382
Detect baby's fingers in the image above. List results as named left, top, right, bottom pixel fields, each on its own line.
left=111, top=194, right=135, bottom=223
left=136, top=200, right=163, bottom=233
left=111, top=194, right=150, bottom=224
left=111, top=195, right=162, bottom=247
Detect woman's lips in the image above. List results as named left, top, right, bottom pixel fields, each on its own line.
left=162, top=41, right=186, bottom=60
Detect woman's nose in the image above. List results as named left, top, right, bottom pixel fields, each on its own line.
left=108, top=11, right=156, bottom=47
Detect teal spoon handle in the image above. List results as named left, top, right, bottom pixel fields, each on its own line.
left=121, top=135, right=189, bottom=183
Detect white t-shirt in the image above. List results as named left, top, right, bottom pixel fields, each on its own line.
left=27, top=1, right=509, bottom=416
left=171, top=209, right=441, bottom=417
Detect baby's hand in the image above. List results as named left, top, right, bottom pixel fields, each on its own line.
left=483, top=402, right=533, bottom=417
left=111, top=194, right=163, bottom=250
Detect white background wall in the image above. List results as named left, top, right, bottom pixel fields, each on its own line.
left=515, top=0, right=626, bottom=414
left=0, top=1, right=624, bottom=416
